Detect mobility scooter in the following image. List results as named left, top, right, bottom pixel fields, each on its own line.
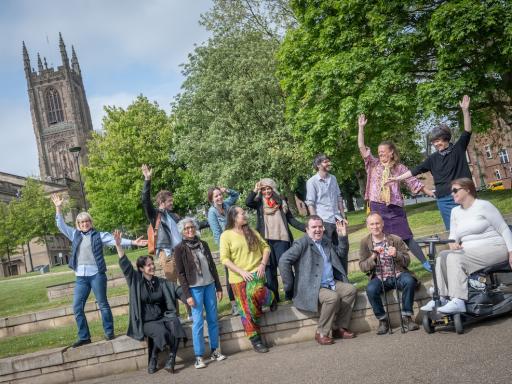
left=417, top=235, right=512, bottom=334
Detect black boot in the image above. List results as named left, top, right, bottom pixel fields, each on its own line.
left=148, top=345, right=158, bottom=374
left=376, top=319, right=389, bottom=335
left=148, top=356, right=158, bottom=374
left=164, top=352, right=176, bottom=373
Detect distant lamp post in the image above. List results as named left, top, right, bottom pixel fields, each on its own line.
left=68, top=146, right=87, bottom=210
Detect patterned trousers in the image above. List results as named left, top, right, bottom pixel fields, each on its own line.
left=230, top=273, right=274, bottom=340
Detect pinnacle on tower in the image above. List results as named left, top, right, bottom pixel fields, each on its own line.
left=37, top=53, right=44, bottom=72
left=59, top=32, right=69, bottom=67
left=22, top=41, right=30, bottom=70
left=71, top=45, right=81, bottom=74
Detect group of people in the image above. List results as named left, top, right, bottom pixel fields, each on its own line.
left=51, top=94, right=512, bottom=374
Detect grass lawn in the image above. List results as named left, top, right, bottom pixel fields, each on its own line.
left=0, top=295, right=237, bottom=359
left=0, top=190, right=509, bottom=357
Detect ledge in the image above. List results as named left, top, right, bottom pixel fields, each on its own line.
left=0, top=284, right=431, bottom=383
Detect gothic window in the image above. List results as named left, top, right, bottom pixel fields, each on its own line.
left=498, top=149, right=509, bottom=164
left=46, top=88, right=64, bottom=124
left=484, top=144, right=492, bottom=159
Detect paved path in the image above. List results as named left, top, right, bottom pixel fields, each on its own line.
left=78, top=316, right=512, bottom=384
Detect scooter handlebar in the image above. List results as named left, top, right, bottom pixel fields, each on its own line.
left=416, top=237, right=456, bottom=246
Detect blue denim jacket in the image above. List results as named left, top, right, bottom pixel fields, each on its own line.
left=207, top=189, right=239, bottom=245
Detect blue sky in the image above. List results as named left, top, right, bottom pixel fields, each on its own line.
left=0, top=0, right=212, bottom=177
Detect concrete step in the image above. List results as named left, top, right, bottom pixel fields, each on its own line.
left=0, top=284, right=433, bottom=383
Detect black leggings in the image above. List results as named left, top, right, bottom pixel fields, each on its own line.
left=225, top=267, right=235, bottom=301
left=404, top=238, right=427, bottom=264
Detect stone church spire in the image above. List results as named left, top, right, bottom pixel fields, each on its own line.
left=22, top=41, right=32, bottom=86
left=37, top=53, right=44, bottom=72
left=71, top=45, right=81, bottom=75
left=59, top=32, right=69, bottom=68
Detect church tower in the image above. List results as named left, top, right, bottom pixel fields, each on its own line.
left=23, top=33, right=93, bottom=182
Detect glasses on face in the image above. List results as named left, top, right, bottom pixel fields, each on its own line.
left=183, top=226, right=196, bottom=231
left=451, top=187, right=464, bottom=195
left=78, top=220, right=91, bottom=224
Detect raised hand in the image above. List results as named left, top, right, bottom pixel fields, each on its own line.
left=132, top=236, right=148, bottom=247
left=51, top=193, right=64, bottom=208
left=336, top=220, right=347, bottom=237
left=459, top=95, right=470, bottom=111
left=220, top=187, right=228, bottom=194
left=141, top=164, right=152, bottom=180
left=358, top=113, right=367, bottom=129
left=113, top=229, right=122, bottom=247
left=254, top=181, right=261, bottom=193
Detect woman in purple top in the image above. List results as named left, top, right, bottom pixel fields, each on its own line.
left=358, top=114, right=434, bottom=271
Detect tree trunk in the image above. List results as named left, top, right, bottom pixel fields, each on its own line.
left=27, top=242, right=34, bottom=272
left=21, top=244, right=28, bottom=273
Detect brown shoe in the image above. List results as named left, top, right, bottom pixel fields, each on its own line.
left=332, top=328, right=356, bottom=339
left=316, top=333, right=334, bottom=345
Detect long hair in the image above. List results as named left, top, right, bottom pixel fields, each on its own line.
left=207, top=186, right=221, bottom=204
left=378, top=140, right=400, bottom=167
left=225, top=206, right=259, bottom=251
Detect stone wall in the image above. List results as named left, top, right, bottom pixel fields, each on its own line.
left=0, top=287, right=432, bottom=384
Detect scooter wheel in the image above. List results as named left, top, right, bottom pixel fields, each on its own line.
left=422, top=314, right=435, bottom=334
left=453, top=313, right=464, bottom=334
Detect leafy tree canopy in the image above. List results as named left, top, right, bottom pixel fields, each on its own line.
left=83, top=96, right=200, bottom=234
left=278, top=0, right=512, bottom=180
left=173, top=0, right=307, bottom=197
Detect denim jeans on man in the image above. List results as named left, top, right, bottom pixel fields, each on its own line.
left=436, top=194, right=458, bottom=230
left=366, top=272, right=416, bottom=319
left=190, top=282, right=219, bottom=357
left=73, top=272, right=114, bottom=340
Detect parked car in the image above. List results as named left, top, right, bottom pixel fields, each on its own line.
left=487, top=181, right=505, bottom=191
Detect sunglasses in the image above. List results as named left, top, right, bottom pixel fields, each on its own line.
left=451, top=187, right=464, bottom=194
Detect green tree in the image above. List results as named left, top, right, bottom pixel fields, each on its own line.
left=0, top=202, right=18, bottom=274
left=277, top=0, right=512, bottom=181
left=83, top=96, right=199, bottom=233
left=7, top=179, right=58, bottom=252
left=173, top=0, right=307, bottom=199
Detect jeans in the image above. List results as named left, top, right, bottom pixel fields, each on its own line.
left=73, top=272, right=113, bottom=340
left=266, top=239, right=290, bottom=302
left=436, top=194, right=458, bottom=230
left=190, top=283, right=219, bottom=357
left=366, top=272, right=416, bottom=319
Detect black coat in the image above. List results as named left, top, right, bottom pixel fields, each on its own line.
left=246, top=191, right=305, bottom=244
left=119, top=255, right=184, bottom=341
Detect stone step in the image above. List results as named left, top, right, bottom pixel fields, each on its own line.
left=0, top=284, right=432, bottom=384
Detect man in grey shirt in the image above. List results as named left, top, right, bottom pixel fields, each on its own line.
left=306, top=154, right=347, bottom=271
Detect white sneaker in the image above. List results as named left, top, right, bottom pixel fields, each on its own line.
left=438, top=298, right=466, bottom=314
left=420, top=297, right=448, bottom=312
left=194, top=357, right=206, bottom=369
left=210, top=350, right=227, bottom=361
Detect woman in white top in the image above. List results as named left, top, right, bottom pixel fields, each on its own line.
left=422, top=178, right=512, bottom=314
